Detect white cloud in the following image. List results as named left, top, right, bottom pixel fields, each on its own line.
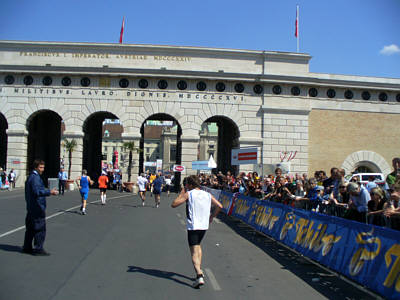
left=380, top=44, right=400, bottom=55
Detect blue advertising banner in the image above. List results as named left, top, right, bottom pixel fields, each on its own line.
left=192, top=160, right=212, bottom=170
left=207, top=189, right=400, bottom=299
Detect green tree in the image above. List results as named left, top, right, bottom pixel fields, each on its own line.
left=63, top=139, right=77, bottom=179
left=122, top=141, right=141, bottom=182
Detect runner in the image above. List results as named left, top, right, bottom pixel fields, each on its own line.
left=137, top=173, right=149, bottom=207
left=75, top=170, right=94, bottom=215
left=98, top=171, right=109, bottom=205
left=171, top=175, right=223, bottom=288
left=152, top=174, right=163, bottom=208
left=165, top=175, right=172, bottom=197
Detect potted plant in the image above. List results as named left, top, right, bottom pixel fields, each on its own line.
left=122, top=141, right=141, bottom=192
left=63, top=139, right=77, bottom=190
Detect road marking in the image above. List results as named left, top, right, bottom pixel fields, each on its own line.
left=0, top=194, right=132, bottom=239
left=204, top=268, right=221, bottom=291
left=179, top=219, right=186, bottom=226
left=176, top=213, right=182, bottom=218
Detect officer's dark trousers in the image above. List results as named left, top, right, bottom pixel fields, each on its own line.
left=59, top=180, right=66, bottom=195
left=23, top=215, right=46, bottom=250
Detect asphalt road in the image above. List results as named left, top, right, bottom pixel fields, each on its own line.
left=0, top=188, right=379, bottom=300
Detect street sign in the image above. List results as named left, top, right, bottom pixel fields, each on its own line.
left=173, top=165, right=185, bottom=172
left=231, top=148, right=258, bottom=165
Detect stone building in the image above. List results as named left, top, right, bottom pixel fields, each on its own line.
left=0, top=40, right=399, bottom=186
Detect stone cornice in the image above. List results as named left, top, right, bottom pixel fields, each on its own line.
left=261, top=106, right=311, bottom=115
left=0, top=40, right=311, bottom=61
left=6, top=129, right=28, bottom=136
left=1, top=65, right=399, bottom=91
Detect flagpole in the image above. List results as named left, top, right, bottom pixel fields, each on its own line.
left=296, top=5, right=299, bottom=53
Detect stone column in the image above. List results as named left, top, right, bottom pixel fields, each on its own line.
left=180, top=135, right=200, bottom=176
left=6, top=129, right=28, bottom=187
left=62, top=131, right=84, bottom=181
left=261, top=106, right=311, bottom=175
left=121, top=133, right=141, bottom=183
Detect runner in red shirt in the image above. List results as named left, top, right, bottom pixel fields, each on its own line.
left=98, top=171, right=109, bottom=205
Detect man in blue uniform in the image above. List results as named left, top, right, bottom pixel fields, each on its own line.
left=22, top=159, right=58, bottom=256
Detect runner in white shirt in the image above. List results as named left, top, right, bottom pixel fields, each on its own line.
left=171, top=175, right=222, bottom=288
left=165, top=175, right=172, bottom=197
left=137, top=173, right=149, bottom=207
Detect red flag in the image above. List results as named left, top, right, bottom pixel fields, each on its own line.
left=119, top=17, right=125, bottom=44
left=295, top=7, right=298, bottom=37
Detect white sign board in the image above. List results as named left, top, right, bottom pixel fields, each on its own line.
left=156, top=159, right=163, bottom=171
left=231, top=148, right=258, bottom=165
left=144, top=161, right=157, bottom=167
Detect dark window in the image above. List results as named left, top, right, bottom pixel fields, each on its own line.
left=177, top=80, right=187, bottom=90
left=23, top=75, right=33, bottom=86
left=379, top=92, right=388, bottom=102
left=42, top=76, right=52, bottom=86
left=197, top=81, right=207, bottom=91
left=291, top=86, right=300, bottom=96
left=253, top=84, right=263, bottom=94
left=81, top=77, right=91, bottom=87
left=396, top=94, right=400, bottom=103
left=4, top=75, right=14, bottom=85
left=327, top=89, right=336, bottom=98
left=216, top=82, right=225, bottom=92
left=344, top=90, right=353, bottom=99
left=272, top=85, right=282, bottom=95
left=308, top=87, right=318, bottom=97
left=234, top=83, right=244, bottom=93
left=62, top=77, right=71, bottom=86
left=362, top=91, right=371, bottom=100
left=138, top=79, right=148, bottom=88
left=119, top=78, right=129, bottom=88
left=158, top=79, right=168, bottom=89
left=170, top=145, right=177, bottom=161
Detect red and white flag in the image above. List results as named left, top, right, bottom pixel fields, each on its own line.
left=119, top=17, right=125, bottom=44
left=295, top=6, right=299, bottom=38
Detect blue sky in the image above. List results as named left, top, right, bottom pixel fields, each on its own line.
left=0, top=0, right=399, bottom=78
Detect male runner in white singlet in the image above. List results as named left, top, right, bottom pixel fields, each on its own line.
left=171, top=175, right=222, bottom=288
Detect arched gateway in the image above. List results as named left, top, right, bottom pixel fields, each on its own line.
left=1, top=41, right=399, bottom=187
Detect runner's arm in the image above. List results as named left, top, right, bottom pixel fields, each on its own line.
left=209, top=195, right=223, bottom=223
left=171, top=189, right=188, bottom=208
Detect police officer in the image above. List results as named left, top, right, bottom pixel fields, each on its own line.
left=22, top=159, right=58, bottom=256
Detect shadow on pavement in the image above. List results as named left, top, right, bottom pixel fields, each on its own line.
left=0, top=244, right=23, bottom=253
left=218, top=214, right=379, bottom=300
left=127, top=266, right=194, bottom=288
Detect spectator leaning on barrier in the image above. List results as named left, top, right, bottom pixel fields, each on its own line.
left=345, top=182, right=370, bottom=223
left=367, top=187, right=388, bottom=226
left=323, top=167, right=341, bottom=199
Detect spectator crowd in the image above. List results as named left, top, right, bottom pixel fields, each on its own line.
left=198, top=157, right=400, bottom=231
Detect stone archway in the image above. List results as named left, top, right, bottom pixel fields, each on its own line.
left=27, top=110, right=62, bottom=184
left=140, top=113, right=182, bottom=189
left=82, top=112, right=122, bottom=184
left=341, top=150, right=392, bottom=177
left=201, top=115, right=240, bottom=175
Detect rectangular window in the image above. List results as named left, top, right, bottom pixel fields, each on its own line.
left=170, top=145, right=176, bottom=161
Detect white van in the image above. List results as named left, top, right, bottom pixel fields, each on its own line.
left=347, top=173, right=385, bottom=187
